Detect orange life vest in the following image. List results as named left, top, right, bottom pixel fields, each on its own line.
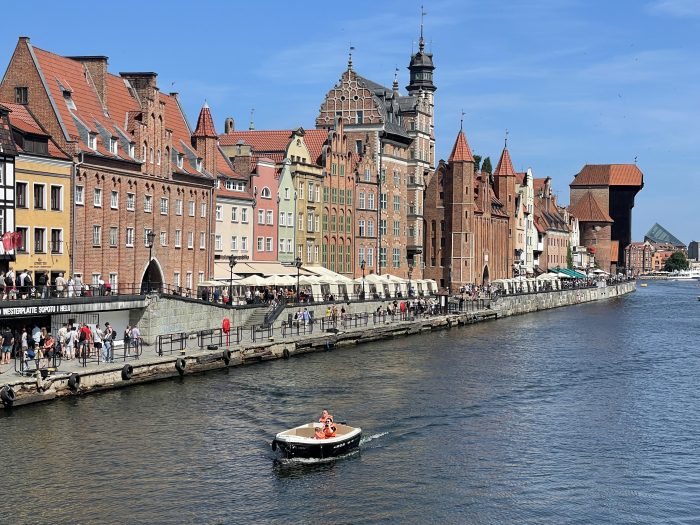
left=319, top=413, right=334, bottom=423
left=315, top=429, right=326, bottom=439
left=324, top=426, right=336, bottom=438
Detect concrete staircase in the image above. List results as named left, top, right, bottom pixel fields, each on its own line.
left=241, top=306, right=272, bottom=330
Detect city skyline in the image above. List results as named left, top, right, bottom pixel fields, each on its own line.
left=1, top=0, right=697, bottom=242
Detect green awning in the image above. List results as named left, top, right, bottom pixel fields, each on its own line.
left=551, top=267, right=587, bottom=279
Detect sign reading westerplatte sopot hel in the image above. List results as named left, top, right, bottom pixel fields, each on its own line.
left=1, top=304, right=71, bottom=317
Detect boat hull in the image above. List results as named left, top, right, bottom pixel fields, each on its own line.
left=272, top=430, right=362, bottom=459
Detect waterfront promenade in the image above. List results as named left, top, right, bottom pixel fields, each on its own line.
left=0, top=280, right=635, bottom=409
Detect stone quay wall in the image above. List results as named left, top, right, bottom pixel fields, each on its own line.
left=0, top=282, right=635, bottom=410
left=492, top=281, right=636, bottom=318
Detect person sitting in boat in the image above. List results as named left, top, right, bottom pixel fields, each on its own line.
left=323, top=418, right=337, bottom=438
left=319, top=409, right=333, bottom=424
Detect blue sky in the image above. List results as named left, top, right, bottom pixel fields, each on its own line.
left=2, top=0, right=698, bottom=242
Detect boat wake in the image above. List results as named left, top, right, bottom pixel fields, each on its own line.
left=360, top=431, right=388, bottom=445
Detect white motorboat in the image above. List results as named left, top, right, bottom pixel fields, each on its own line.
left=271, top=422, right=362, bottom=459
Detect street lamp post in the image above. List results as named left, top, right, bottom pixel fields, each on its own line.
left=407, top=263, right=413, bottom=298
left=146, top=230, right=155, bottom=293
left=228, top=254, right=238, bottom=305
left=360, top=259, right=366, bottom=300
left=295, top=256, right=302, bottom=303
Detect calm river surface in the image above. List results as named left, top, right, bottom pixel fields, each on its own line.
left=2, top=282, right=699, bottom=524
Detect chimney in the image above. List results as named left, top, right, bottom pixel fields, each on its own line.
left=119, top=72, right=158, bottom=104
left=231, top=141, right=253, bottom=177
left=69, top=56, right=109, bottom=107
left=224, top=117, right=235, bottom=133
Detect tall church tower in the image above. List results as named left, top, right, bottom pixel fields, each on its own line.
left=405, top=13, right=436, bottom=276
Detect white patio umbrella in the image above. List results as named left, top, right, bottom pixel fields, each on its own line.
left=238, top=274, right=269, bottom=287
left=264, top=275, right=297, bottom=286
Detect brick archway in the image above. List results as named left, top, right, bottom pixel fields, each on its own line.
left=482, top=265, right=490, bottom=285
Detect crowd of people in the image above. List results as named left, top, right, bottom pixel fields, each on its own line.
left=0, top=270, right=114, bottom=300
left=0, top=322, right=142, bottom=372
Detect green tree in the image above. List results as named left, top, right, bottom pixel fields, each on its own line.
left=566, top=245, right=573, bottom=269
left=664, top=251, right=689, bottom=272
left=482, top=156, right=493, bottom=174
left=473, top=155, right=482, bottom=172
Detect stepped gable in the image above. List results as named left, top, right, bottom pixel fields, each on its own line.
left=568, top=191, right=613, bottom=223
left=571, top=164, right=643, bottom=187
left=447, top=130, right=474, bottom=163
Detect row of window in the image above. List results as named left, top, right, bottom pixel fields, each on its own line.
left=14, top=227, right=63, bottom=255
left=92, top=226, right=207, bottom=250
left=214, top=235, right=250, bottom=252
left=215, top=205, right=250, bottom=223
left=15, top=182, right=63, bottom=211
left=75, top=186, right=207, bottom=217
left=172, top=271, right=205, bottom=290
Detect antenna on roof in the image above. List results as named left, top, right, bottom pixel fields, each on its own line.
left=634, top=155, right=638, bottom=164
left=393, top=67, right=399, bottom=92
left=249, top=108, right=255, bottom=131
left=420, top=5, right=427, bottom=51
left=505, top=129, right=509, bottom=148
left=348, top=44, right=355, bottom=71
left=460, top=109, right=465, bottom=131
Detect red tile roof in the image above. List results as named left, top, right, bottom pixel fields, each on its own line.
left=448, top=130, right=474, bottom=163
left=220, top=128, right=328, bottom=165
left=494, top=146, right=515, bottom=177
left=571, top=164, right=643, bottom=187
left=2, top=101, right=69, bottom=159
left=192, top=102, right=217, bottom=138
left=568, top=191, right=613, bottom=223
left=516, top=171, right=526, bottom=185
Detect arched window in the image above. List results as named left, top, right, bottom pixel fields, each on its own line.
left=157, top=149, right=161, bottom=165
left=261, top=186, right=272, bottom=199
left=150, top=148, right=154, bottom=164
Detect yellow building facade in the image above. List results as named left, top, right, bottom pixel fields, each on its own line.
left=12, top=153, right=73, bottom=284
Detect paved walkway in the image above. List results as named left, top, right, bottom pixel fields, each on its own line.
left=0, top=309, right=483, bottom=388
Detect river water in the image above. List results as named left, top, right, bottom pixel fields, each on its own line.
left=1, top=282, right=699, bottom=524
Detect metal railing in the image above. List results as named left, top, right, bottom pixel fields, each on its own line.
left=157, top=332, right=188, bottom=356
left=14, top=350, right=62, bottom=377
left=78, top=339, right=142, bottom=366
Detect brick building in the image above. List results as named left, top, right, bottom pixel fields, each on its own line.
left=0, top=38, right=239, bottom=291
left=316, top=40, right=434, bottom=278
left=533, top=177, right=571, bottom=270
left=624, top=240, right=653, bottom=275
left=569, top=164, right=644, bottom=273
left=423, top=128, right=511, bottom=290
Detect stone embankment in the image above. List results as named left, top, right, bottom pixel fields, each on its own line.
left=0, top=282, right=635, bottom=410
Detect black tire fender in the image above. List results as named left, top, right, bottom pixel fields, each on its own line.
left=121, top=364, right=133, bottom=381
left=222, top=349, right=231, bottom=365
left=0, top=386, right=15, bottom=406
left=175, top=357, right=186, bottom=376
left=282, top=348, right=290, bottom=359
left=68, top=373, right=80, bottom=391
left=271, top=440, right=277, bottom=452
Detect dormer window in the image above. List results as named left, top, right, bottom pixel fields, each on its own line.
left=128, top=143, right=135, bottom=158
left=177, top=153, right=184, bottom=169
left=196, top=158, right=202, bottom=172
left=63, top=90, right=76, bottom=110
left=109, top=137, right=118, bottom=155
left=88, top=133, right=97, bottom=150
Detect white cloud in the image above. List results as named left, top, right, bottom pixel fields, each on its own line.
left=648, top=0, right=700, bottom=17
